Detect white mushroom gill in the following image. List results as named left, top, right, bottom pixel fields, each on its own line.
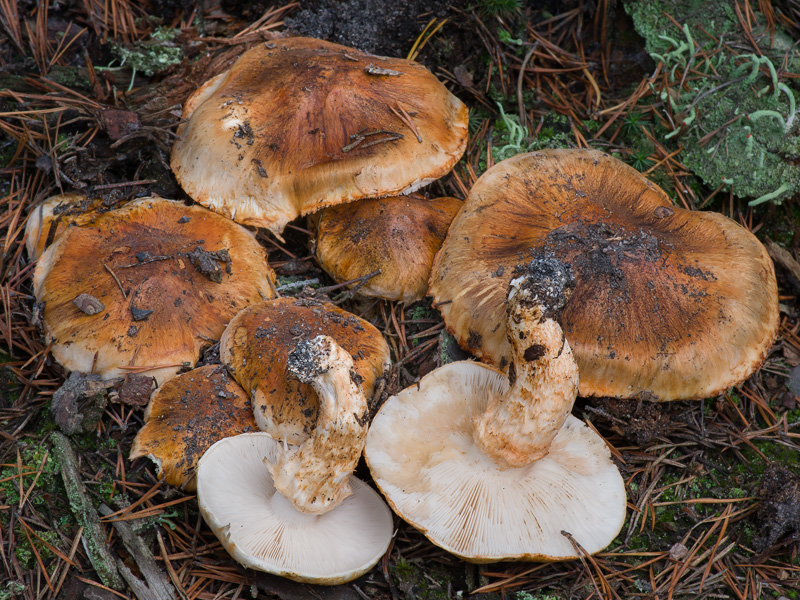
left=473, top=258, right=579, bottom=467
left=196, top=432, right=393, bottom=584
left=267, top=335, right=369, bottom=515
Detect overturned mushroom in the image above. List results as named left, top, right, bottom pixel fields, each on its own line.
left=196, top=335, right=393, bottom=584
left=197, top=433, right=393, bottom=584
left=366, top=258, right=626, bottom=561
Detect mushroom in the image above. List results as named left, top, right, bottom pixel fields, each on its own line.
left=197, top=433, right=393, bottom=585
left=429, top=149, right=779, bottom=401
left=170, top=37, right=468, bottom=234
left=365, top=258, right=626, bottom=561
left=196, top=335, right=394, bottom=583
left=33, top=197, right=276, bottom=385
left=313, top=195, right=463, bottom=303
left=129, top=364, right=258, bottom=491
left=220, top=297, right=390, bottom=444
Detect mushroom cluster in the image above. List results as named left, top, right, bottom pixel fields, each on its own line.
left=30, top=28, right=779, bottom=593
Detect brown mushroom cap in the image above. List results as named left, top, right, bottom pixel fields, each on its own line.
left=315, top=195, right=462, bottom=303
left=33, top=197, right=276, bottom=385
left=170, top=37, right=468, bottom=234
left=219, top=297, right=391, bottom=445
left=130, top=364, right=257, bottom=491
left=429, top=149, right=779, bottom=401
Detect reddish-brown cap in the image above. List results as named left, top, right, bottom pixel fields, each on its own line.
left=170, top=37, right=468, bottom=233
left=430, top=149, right=779, bottom=401
left=314, top=195, right=462, bottom=303
left=220, top=297, right=391, bottom=444
left=130, top=364, right=257, bottom=491
left=33, top=197, right=276, bottom=385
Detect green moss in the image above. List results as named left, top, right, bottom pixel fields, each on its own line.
left=440, top=330, right=460, bottom=365
left=13, top=526, right=60, bottom=568
left=625, top=0, right=800, bottom=206
left=408, top=300, right=436, bottom=321
left=514, top=592, right=563, bottom=600
left=0, top=443, right=63, bottom=509
left=472, top=0, right=523, bottom=21
left=0, top=581, right=25, bottom=599
left=390, top=558, right=460, bottom=600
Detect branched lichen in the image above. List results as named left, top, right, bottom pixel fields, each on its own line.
left=626, top=0, right=800, bottom=205
left=110, top=27, right=183, bottom=78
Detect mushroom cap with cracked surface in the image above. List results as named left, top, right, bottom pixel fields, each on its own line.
left=130, top=364, right=258, bottom=491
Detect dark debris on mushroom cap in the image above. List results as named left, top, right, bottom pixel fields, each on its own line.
left=287, top=336, right=334, bottom=384
left=510, top=257, right=576, bottom=320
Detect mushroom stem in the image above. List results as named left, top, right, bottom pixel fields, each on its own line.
left=473, top=258, right=578, bottom=468
left=267, top=335, right=369, bottom=515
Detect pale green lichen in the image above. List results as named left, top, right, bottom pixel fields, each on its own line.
left=110, top=27, right=183, bottom=78
left=626, top=0, right=800, bottom=206
left=488, top=107, right=578, bottom=166
left=0, top=582, right=26, bottom=600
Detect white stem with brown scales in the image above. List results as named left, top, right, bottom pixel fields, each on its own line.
left=473, top=259, right=579, bottom=468
left=267, top=335, right=369, bottom=515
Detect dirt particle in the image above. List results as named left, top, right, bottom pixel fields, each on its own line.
left=523, top=343, right=546, bottom=362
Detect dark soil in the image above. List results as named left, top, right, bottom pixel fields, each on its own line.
left=284, top=0, right=452, bottom=56
left=755, top=465, right=800, bottom=553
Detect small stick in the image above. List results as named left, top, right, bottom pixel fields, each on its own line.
left=51, top=432, right=124, bottom=590
left=92, top=179, right=157, bottom=190
left=342, top=129, right=403, bottom=152
left=98, top=504, right=178, bottom=600
left=276, top=278, right=319, bottom=292
left=390, top=103, right=422, bottom=142
left=117, top=255, right=172, bottom=268
left=102, top=261, right=126, bottom=299
left=361, top=134, right=403, bottom=149
left=314, top=269, right=381, bottom=295
left=341, top=135, right=365, bottom=152
left=156, top=530, right=190, bottom=600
